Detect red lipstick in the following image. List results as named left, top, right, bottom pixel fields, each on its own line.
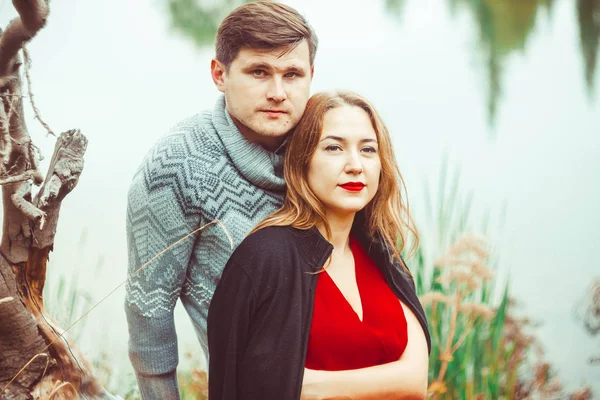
left=339, top=182, right=365, bottom=192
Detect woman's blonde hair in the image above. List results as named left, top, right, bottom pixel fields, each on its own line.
left=252, top=91, right=418, bottom=272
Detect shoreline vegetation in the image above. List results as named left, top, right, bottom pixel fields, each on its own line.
left=43, top=170, right=595, bottom=399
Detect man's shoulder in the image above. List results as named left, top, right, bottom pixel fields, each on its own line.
left=155, top=111, right=220, bottom=155
left=140, top=110, right=224, bottom=175
left=128, top=111, right=216, bottom=198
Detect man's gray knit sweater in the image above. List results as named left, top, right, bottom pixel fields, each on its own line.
left=125, top=95, right=285, bottom=398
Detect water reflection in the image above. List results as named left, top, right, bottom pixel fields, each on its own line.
left=384, top=0, right=600, bottom=126
left=165, top=0, right=251, bottom=46
left=166, top=0, right=598, bottom=128
left=577, top=0, right=600, bottom=99
left=442, top=0, right=555, bottom=125
left=385, top=0, right=406, bottom=19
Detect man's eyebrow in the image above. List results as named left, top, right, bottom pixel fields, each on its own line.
left=242, top=62, right=307, bottom=73
left=283, top=65, right=306, bottom=73
left=242, top=62, right=271, bottom=71
left=320, top=135, right=378, bottom=143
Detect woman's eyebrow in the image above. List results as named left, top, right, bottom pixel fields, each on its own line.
left=320, top=135, right=378, bottom=144
left=320, top=135, right=345, bottom=142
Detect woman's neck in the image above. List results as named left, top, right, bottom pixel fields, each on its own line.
left=316, top=211, right=356, bottom=253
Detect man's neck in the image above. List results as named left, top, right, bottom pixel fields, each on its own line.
left=229, top=113, right=286, bottom=152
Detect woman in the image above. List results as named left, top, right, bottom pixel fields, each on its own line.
left=208, top=91, right=431, bottom=400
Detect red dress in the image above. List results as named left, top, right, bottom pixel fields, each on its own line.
left=305, top=237, right=408, bottom=370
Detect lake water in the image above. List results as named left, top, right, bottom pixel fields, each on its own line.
left=1, top=0, right=598, bottom=394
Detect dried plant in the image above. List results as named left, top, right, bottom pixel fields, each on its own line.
left=421, top=234, right=496, bottom=399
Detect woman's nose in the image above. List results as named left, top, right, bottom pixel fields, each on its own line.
left=344, top=152, right=363, bottom=174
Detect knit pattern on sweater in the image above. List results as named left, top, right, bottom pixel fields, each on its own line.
left=125, top=96, right=285, bottom=376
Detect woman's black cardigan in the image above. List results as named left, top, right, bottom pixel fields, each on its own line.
left=208, top=218, right=431, bottom=400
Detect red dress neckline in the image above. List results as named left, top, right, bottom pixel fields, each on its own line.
left=305, top=237, right=409, bottom=371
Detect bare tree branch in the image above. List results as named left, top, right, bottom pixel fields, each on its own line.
left=0, top=96, right=12, bottom=166
left=0, top=0, right=49, bottom=76
left=11, top=179, right=45, bottom=221
left=12, top=0, right=50, bottom=31
left=0, top=2, right=115, bottom=398
left=33, top=129, right=86, bottom=248
left=22, top=47, right=55, bottom=137
left=0, top=170, right=33, bottom=185
left=27, top=140, right=44, bottom=183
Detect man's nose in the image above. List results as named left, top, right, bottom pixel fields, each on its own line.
left=267, top=76, right=287, bottom=102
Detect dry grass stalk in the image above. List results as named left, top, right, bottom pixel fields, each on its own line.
left=426, top=233, right=496, bottom=399
left=48, top=381, right=78, bottom=400
left=500, top=299, right=595, bottom=399
left=570, top=387, right=593, bottom=400
left=458, top=303, right=494, bottom=320
left=420, top=291, right=451, bottom=305
left=442, top=233, right=489, bottom=260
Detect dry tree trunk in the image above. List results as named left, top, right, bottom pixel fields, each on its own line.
left=0, top=1, right=108, bottom=399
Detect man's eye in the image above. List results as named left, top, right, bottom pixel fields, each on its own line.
left=253, top=70, right=266, bottom=76
left=284, top=72, right=299, bottom=78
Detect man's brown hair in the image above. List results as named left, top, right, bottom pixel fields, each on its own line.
left=216, top=1, right=318, bottom=68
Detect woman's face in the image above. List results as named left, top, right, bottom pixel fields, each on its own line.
left=307, top=105, right=381, bottom=218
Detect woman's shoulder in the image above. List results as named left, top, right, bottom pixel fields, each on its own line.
left=229, top=225, right=298, bottom=267
left=241, top=225, right=297, bottom=248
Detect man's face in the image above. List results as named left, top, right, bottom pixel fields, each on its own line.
left=211, top=41, right=313, bottom=151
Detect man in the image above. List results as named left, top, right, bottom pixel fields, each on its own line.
left=125, top=2, right=318, bottom=398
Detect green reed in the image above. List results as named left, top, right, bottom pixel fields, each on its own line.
left=411, top=157, right=541, bottom=399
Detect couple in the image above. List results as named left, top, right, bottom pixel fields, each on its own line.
left=125, top=2, right=430, bottom=399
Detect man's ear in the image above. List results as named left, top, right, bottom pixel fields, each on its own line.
left=211, top=58, right=226, bottom=92
left=311, top=65, right=315, bottom=79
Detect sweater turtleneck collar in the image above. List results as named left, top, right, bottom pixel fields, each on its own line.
left=211, top=95, right=286, bottom=192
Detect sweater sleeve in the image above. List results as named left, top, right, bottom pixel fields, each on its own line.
left=207, top=261, right=256, bottom=400
left=125, top=133, right=203, bottom=397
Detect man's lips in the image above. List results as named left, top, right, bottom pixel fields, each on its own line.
left=339, top=182, right=365, bottom=192
left=261, top=110, right=288, bottom=118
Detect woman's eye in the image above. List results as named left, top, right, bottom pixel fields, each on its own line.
left=325, top=145, right=341, bottom=152
left=362, top=147, right=378, bottom=154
